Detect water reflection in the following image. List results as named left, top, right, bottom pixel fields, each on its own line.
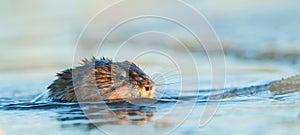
left=77, top=99, right=157, bottom=127
left=2, top=99, right=159, bottom=128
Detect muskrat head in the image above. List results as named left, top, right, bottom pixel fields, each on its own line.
left=94, top=59, right=155, bottom=100
left=47, top=57, right=155, bottom=102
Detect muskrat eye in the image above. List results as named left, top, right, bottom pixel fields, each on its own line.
left=144, top=86, right=152, bottom=91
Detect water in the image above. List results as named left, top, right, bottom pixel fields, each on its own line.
left=1, top=74, right=300, bottom=135
left=1, top=0, right=300, bottom=135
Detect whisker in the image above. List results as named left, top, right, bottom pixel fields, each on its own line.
left=155, top=82, right=181, bottom=86
left=151, top=69, right=179, bottom=80
left=152, top=72, right=182, bottom=79
left=162, top=76, right=182, bottom=81
left=161, top=69, right=180, bottom=76
left=153, top=74, right=182, bottom=79
left=155, top=88, right=180, bottom=94
left=152, top=75, right=182, bottom=83
left=157, top=84, right=178, bottom=87
left=155, top=88, right=167, bottom=92
left=160, top=68, right=178, bottom=74
left=152, top=76, right=181, bottom=81
left=154, top=78, right=182, bottom=84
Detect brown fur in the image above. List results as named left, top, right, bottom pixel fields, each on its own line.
left=47, top=57, right=155, bottom=102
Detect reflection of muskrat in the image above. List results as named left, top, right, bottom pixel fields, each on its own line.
left=47, top=57, right=155, bottom=102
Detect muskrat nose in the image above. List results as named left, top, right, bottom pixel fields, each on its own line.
left=144, top=86, right=152, bottom=91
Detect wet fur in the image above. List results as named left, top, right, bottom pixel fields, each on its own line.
left=47, top=57, right=155, bottom=102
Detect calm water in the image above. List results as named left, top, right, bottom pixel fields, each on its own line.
left=0, top=57, right=300, bottom=135
left=1, top=0, right=300, bottom=135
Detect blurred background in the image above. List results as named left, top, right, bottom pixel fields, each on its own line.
left=0, top=0, right=300, bottom=83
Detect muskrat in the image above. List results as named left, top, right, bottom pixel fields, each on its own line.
left=47, top=57, right=155, bottom=102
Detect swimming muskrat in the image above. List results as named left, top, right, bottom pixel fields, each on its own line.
left=47, top=57, right=155, bottom=102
